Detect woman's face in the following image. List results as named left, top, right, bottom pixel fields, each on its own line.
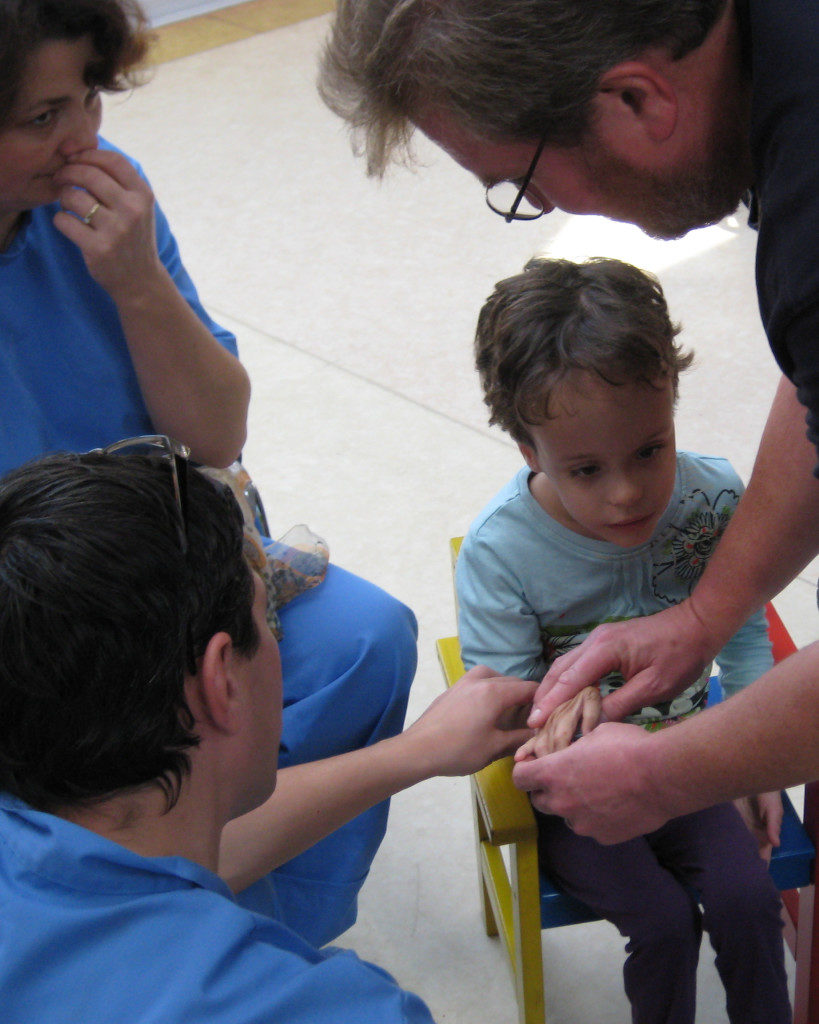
left=0, top=35, right=102, bottom=227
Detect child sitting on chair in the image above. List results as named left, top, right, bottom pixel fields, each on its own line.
left=456, top=256, right=791, bottom=1024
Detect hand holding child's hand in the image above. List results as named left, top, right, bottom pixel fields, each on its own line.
left=734, top=791, right=783, bottom=863
left=517, top=686, right=602, bottom=760
left=405, top=666, right=537, bottom=777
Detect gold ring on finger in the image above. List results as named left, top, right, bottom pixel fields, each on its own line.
left=82, top=201, right=101, bottom=226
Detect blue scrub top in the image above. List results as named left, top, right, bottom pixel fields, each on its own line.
left=0, top=794, right=435, bottom=1023
left=0, top=139, right=238, bottom=475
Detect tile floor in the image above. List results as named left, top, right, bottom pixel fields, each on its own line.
left=104, top=5, right=817, bottom=1020
left=146, top=0, right=333, bottom=61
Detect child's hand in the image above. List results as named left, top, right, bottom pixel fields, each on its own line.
left=734, top=791, right=783, bottom=862
left=516, top=686, right=601, bottom=760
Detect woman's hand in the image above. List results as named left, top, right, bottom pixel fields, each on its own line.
left=52, top=147, right=162, bottom=300
left=51, top=147, right=250, bottom=467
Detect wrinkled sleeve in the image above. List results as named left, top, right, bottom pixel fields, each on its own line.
left=714, top=604, right=774, bottom=698
left=455, top=530, right=546, bottom=680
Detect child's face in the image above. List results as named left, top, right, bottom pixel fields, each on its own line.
left=519, top=372, right=677, bottom=548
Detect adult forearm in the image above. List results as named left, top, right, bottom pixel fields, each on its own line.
left=53, top=147, right=250, bottom=466
left=687, top=375, right=819, bottom=648
left=220, top=733, right=431, bottom=892
left=116, top=268, right=250, bottom=467
left=648, top=641, right=819, bottom=816
left=218, top=669, right=537, bottom=892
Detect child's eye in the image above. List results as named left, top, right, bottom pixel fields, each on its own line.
left=637, top=444, right=663, bottom=461
left=571, top=464, right=599, bottom=479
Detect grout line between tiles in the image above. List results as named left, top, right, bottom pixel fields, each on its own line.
left=210, top=306, right=515, bottom=448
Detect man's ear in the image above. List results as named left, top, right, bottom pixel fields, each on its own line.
left=593, top=61, right=678, bottom=147
left=189, top=632, right=240, bottom=734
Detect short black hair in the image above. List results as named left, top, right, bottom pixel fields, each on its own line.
left=0, top=451, right=258, bottom=812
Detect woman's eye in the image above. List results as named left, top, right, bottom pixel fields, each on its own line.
left=29, top=109, right=57, bottom=129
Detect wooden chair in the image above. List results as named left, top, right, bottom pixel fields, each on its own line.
left=438, top=538, right=819, bottom=1024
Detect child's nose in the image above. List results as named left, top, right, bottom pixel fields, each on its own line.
left=609, top=474, right=641, bottom=507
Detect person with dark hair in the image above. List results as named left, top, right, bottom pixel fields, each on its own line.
left=0, top=446, right=260, bottom=813
left=0, top=445, right=536, bottom=1024
left=457, top=256, right=789, bottom=1023
left=0, top=0, right=249, bottom=466
left=0, top=0, right=419, bottom=945
left=319, top=1, right=819, bottom=845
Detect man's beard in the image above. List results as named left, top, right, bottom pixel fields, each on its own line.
left=638, top=136, right=752, bottom=240
left=582, top=112, right=753, bottom=241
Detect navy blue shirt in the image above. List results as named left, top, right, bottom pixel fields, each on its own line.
left=743, top=1, right=819, bottom=465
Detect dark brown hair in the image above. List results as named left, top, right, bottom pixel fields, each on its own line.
left=0, top=451, right=259, bottom=813
left=475, top=256, right=693, bottom=444
left=0, top=0, right=151, bottom=128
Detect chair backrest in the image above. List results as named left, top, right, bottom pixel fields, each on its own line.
left=766, top=603, right=798, bottom=662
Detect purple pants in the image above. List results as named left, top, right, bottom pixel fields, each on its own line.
left=536, top=803, right=790, bottom=1024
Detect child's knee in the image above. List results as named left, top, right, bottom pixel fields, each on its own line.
left=702, top=870, right=783, bottom=935
left=624, top=887, right=701, bottom=958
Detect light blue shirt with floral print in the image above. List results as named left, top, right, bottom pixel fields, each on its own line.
left=456, top=452, right=772, bottom=728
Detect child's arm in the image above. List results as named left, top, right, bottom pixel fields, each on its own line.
left=455, top=532, right=547, bottom=678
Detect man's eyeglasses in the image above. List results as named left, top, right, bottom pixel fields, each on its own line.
left=485, top=137, right=547, bottom=222
left=90, top=435, right=192, bottom=553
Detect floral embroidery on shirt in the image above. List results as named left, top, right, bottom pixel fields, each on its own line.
left=539, top=618, right=711, bottom=725
left=653, top=486, right=738, bottom=601
left=542, top=630, right=583, bottom=662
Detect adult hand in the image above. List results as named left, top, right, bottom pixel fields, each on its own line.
left=734, top=791, right=783, bottom=863
left=512, top=721, right=672, bottom=844
left=527, top=601, right=714, bottom=729
left=405, top=666, right=537, bottom=777
left=517, top=686, right=601, bottom=760
left=51, top=146, right=251, bottom=468
left=52, top=148, right=161, bottom=300
left=221, top=667, right=537, bottom=886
